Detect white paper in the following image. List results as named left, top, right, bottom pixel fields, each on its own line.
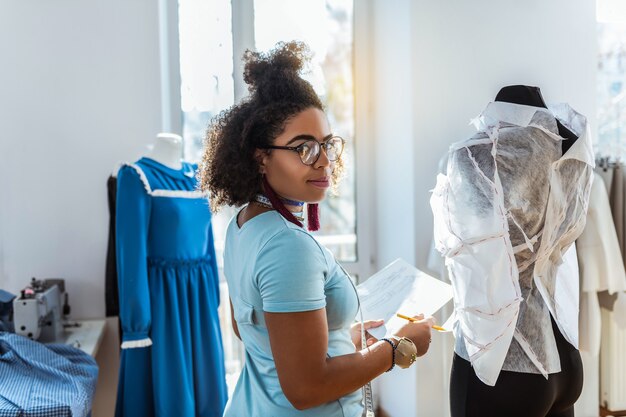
left=357, top=259, right=453, bottom=339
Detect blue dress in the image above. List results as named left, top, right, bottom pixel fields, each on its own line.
left=114, top=157, right=227, bottom=417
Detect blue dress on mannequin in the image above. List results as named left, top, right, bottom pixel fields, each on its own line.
left=114, top=157, right=227, bottom=417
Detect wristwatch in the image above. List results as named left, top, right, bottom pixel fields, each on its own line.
left=389, top=336, right=418, bottom=369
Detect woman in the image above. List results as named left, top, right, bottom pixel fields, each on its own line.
left=200, top=41, right=434, bottom=417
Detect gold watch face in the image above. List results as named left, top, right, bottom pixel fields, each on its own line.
left=392, top=337, right=418, bottom=368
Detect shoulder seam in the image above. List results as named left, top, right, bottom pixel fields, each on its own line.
left=119, top=162, right=208, bottom=199
left=119, top=163, right=152, bottom=194
left=255, top=220, right=330, bottom=275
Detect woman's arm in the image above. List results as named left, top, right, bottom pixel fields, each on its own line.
left=265, top=308, right=395, bottom=410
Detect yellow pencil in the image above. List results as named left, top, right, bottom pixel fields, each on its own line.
left=396, top=313, right=447, bottom=332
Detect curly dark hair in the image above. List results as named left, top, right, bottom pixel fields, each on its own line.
left=199, top=41, right=344, bottom=212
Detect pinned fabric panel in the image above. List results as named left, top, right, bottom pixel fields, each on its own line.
left=432, top=102, right=594, bottom=385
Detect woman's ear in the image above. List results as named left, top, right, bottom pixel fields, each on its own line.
left=254, top=149, right=268, bottom=174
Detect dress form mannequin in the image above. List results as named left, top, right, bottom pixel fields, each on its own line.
left=115, top=131, right=227, bottom=415
left=495, top=85, right=578, bottom=153
left=447, top=85, right=585, bottom=417
left=146, top=133, right=183, bottom=170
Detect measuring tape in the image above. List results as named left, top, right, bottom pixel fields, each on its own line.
left=341, top=263, right=376, bottom=417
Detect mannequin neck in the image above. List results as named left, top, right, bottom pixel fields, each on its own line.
left=147, top=133, right=183, bottom=170
left=495, top=85, right=547, bottom=108
left=494, top=84, right=578, bottom=153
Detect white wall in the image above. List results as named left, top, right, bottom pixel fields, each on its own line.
left=372, top=1, right=597, bottom=416
left=410, top=0, right=597, bottom=272
left=0, top=0, right=161, bottom=319
left=0, top=2, right=162, bottom=415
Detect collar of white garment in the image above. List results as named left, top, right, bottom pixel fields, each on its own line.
left=472, top=101, right=595, bottom=168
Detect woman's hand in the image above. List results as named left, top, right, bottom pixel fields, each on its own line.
left=350, top=319, right=385, bottom=350
left=394, top=314, right=435, bottom=357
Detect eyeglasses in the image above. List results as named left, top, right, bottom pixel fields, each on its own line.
left=260, top=135, right=345, bottom=166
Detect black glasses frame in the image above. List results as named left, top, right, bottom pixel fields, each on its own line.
left=259, top=136, right=345, bottom=166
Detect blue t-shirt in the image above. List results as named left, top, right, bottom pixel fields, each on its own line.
left=223, top=210, right=363, bottom=417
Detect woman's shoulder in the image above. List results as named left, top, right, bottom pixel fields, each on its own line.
left=227, top=210, right=323, bottom=254
left=263, top=215, right=323, bottom=250
left=246, top=212, right=329, bottom=269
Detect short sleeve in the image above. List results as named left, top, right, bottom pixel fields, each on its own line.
left=255, top=229, right=327, bottom=313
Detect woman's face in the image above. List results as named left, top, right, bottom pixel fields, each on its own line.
left=259, top=107, right=335, bottom=203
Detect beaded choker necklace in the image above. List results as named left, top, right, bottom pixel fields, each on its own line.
left=254, top=194, right=305, bottom=222
left=255, top=194, right=304, bottom=207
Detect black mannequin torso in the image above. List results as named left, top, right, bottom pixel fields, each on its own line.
left=495, top=85, right=578, bottom=154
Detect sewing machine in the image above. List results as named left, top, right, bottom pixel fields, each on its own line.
left=13, top=278, right=69, bottom=342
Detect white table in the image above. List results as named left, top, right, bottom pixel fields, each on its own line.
left=61, top=319, right=106, bottom=357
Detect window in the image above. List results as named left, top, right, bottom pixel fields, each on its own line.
left=254, top=0, right=356, bottom=261
left=177, top=0, right=238, bottom=271
left=178, top=0, right=356, bottom=264
left=596, top=0, right=626, bottom=158
left=173, top=0, right=371, bottom=393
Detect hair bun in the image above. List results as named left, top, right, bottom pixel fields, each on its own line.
left=243, top=41, right=312, bottom=97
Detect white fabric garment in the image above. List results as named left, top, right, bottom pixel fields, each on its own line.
left=576, top=172, right=626, bottom=355
left=431, top=101, right=594, bottom=386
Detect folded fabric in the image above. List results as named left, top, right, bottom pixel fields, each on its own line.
left=0, top=332, right=98, bottom=417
